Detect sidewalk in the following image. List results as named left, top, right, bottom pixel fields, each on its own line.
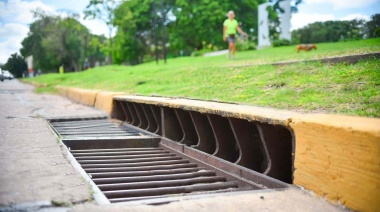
left=0, top=80, right=344, bottom=211
left=0, top=80, right=105, bottom=210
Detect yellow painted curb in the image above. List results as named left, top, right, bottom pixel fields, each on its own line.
left=66, top=88, right=99, bottom=107
left=290, top=114, right=380, bottom=212
left=55, top=86, right=68, bottom=97
left=113, top=95, right=296, bottom=126
left=95, top=91, right=126, bottom=114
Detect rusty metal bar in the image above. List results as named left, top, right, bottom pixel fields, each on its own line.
left=93, top=171, right=216, bottom=184
left=80, top=159, right=190, bottom=169
left=133, top=103, right=149, bottom=130
left=228, top=118, right=268, bottom=173
left=72, top=150, right=169, bottom=157
left=112, top=100, right=126, bottom=121
left=75, top=153, right=176, bottom=160
left=207, top=114, right=239, bottom=163
left=256, top=122, right=293, bottom=183
left=77, top=156, right=182, bottom=164
left=119, top=101, right=133, bottom=124
left=51, top=120, right=111, bottom=126
left=189, top=111, right=217, bottom=155
left=141, top=104, right=158, bottom=133
left=150, top=105, right=162, bottom=135
left=162, top=108, right=184, bottom=142
left=103, top=181, right=238, bottom=199
left=126, top=102, right=140, bottom=127
left=98, top=176, right=227, bottom=191
left=53, top=123, right=117, bottom=129
left=84, top=163, right=198, bottom=173
left=89, top=167, right=202, bottom=178
left=71, top=147, right=163, bottom=153
left=175, top=109, right=198, bottom=146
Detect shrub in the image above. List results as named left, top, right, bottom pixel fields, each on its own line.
left=272, top=39, right=292, bottom=47
left=191, top=49, right=212, bottom=57
left=235, top=37, right=256, bottom=51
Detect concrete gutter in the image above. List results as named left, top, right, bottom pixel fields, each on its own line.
left=55, top=86, right=380, bottom=212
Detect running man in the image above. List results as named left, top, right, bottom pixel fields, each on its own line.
left=223, top=10, right=247, bottom=59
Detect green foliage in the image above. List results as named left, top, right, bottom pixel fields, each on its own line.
left=366, top=13, right=380, bottom=38
left=292, top=19, right=367, bottom=44
left=2, top=53, right=27, bottom=78
left=191, top=49, right=212, bottom=57
left=25, top=39, right=380, bottom=117
left=112, top=0, right=268, bottom=64
left=84, top=0, right=118, bottom=64
left=235, top=37, right=257, bottom=51
left=20, top=10, right=106, bottom=73
left=272, top=39, right=292, bottom=47
left=112, top=0, right=154, bottom=65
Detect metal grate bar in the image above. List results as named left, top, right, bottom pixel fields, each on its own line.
left=98, top=176, right=227, bottom=191
left=92, top=171, right=217, bottom=184
left=103, top=182, right=239, bottom=199
left=88, top=167, right=203, bottom=178
left=84, top=163, right=198, bottom=173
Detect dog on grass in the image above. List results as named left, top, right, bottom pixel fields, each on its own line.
left=296, top=44, right=317, bottom=52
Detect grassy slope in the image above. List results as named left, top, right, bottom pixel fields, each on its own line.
left=27, top=38, right=380, bottom=117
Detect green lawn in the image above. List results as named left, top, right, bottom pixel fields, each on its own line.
left=26, top=38, right=380, bottom=117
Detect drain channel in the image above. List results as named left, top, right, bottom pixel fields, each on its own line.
left=48, top=117, right=287, bottom=204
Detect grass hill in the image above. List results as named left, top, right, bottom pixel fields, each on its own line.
left=26, top=38, right=380, bottom=117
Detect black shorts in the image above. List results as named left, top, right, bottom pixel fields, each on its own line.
left=227, top=34, right=236, bottom=43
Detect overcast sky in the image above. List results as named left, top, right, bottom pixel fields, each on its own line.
left=0, top=0, right=379, bottom=64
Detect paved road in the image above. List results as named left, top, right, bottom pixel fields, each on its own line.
left=0, top=80, right=105, bottom=211
left=0, top=80, right=345, bottom=211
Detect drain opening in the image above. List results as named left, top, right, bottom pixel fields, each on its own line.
left=112, top=99, right=294, bottom=184
left=48, top=116, right=288, bottom=204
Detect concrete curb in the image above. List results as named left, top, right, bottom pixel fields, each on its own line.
left=290, top=114, right=380, bottom=212
left=54, top=86, right=126, bottom=114
left=54, top=87, right=380, bottom=212
left=95, top=91, right=127, bottom=114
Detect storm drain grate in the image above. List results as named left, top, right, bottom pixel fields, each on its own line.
left=50, top=118, right=141, bottom=138
left=48, top=117, right=288, bottom=204
left=71, top=147, right=241, bottom=203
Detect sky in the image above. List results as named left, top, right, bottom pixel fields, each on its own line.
left=0, top=0, right=379, bottom=64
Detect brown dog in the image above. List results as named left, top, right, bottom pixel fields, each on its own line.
left=296, top=44, right=317, bottom=52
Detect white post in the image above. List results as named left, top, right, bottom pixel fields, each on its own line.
left=279, top=0, right=292, bottom=41
left=258, top=3, right=271, bottom=48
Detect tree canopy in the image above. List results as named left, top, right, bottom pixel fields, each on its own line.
left=20, top=10, right=107, bottom=73
left=291, top=18, right=375, bottom=44
left=1, top=53, right=27, bottom=78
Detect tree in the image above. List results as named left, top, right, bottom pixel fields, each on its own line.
left=366, top=13, right=380, bottom=38
left=20, top=9, right=98, bottom=72
left=112, top=0, right=270, bottom=64
left=2, top=53, right=27, bottom=78
left=84, top=0, right=119, bottom=64
left=291, top=19, right=367, bottom=44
